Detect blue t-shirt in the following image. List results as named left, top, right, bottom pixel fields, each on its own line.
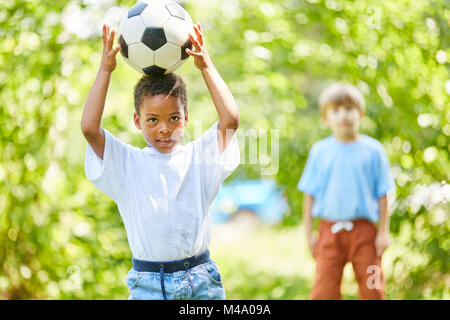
left=297, top=135, right=395, bottom=222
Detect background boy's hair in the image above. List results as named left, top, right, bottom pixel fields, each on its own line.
left=318, top=83, right=365, bottom=117
left=134, top=73, right=187, bottom=114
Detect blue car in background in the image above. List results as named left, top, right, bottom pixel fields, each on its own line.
left=210, top=179, right=289, bottom=224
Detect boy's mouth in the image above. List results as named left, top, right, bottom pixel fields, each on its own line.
left=155, top=137, right=176, bottom=147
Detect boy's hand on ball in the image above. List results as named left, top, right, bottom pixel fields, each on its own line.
left=186, top=23, right=213, bottom=70
left=100, top=24, right=121, bottom=73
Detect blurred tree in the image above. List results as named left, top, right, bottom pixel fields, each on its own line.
left=0, top=0, right=136, bottom=299
left=191, top=0, right=449, bottom=299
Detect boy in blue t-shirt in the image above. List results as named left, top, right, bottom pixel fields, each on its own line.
left=298, top=83, right=395, bottom=300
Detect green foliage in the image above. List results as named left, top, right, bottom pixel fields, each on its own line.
left=0, top=0, right=448, bottom=299
left=194, top=0, right=449, bottom=299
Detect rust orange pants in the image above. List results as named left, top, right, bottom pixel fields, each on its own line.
left=310, top=219, right=385, bottom=300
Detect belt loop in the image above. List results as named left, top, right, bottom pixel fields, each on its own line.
left=184, top=261, right=194, bottom=294
left=159, top=264, right=167, bottom=300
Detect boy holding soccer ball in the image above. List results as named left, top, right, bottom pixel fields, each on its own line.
left=297, top=83, right=395, bottom=300
left=81, top=23, right=239, bottom=300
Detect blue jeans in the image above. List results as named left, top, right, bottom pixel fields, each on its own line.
left=126, top=258, right=226, bottom=300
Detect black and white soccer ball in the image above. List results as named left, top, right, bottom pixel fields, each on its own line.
left=118, top=0, right=194, bottom=76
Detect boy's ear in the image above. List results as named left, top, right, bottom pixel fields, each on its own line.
left=134, top=112, right=141, bottom=130
left=184, top=110, right=188, bottom=125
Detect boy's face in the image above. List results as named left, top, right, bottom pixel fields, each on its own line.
left=134, top=94, right=188, bottom=154
left=323, top=104, right=363, bottom=141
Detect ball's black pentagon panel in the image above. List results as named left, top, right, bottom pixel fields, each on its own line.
left=143, top=65, right=166, bottom=76
left=142, top=27, right=167, bottom=51
left=118, top=35, right=128, bottom=58
left=128, top=2, right=148, bottom=19
left=181, top=38, right=192, bottom=60
left=166, top=2, right=186, bottom=20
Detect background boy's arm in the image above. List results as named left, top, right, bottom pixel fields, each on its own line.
left=375, top=195, right=391, bottom=257
left=81, top=24, right=120, bottom=160
left=303, top=193, right=317, bottom=258
left=186, top=23, right=239, bottom=153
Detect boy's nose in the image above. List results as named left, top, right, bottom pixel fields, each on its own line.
left=159, top=123, right=169, bottom=133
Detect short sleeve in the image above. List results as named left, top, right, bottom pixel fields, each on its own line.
left=84, top=128, right=129, bottom=203
left=374, top=145, right=396, bottom=198
left=193, top=121, right=240, bottom=190
left=297, top=145, right=320, bottom=197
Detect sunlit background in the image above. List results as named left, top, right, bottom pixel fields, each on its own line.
left=0, top=0, right=449, bottom=299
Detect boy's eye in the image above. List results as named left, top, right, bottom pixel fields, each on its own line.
left=170, top=116, right=180, bottom=121
left=148, top=118, right=157, bottom=123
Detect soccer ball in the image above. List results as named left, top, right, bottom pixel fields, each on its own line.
left=117, top=0, right=194, bottom=76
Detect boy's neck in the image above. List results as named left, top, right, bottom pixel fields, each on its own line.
left=145, top=141, right=182, bottom=155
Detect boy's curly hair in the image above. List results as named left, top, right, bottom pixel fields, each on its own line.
left=134, top=73, right=187, bottom=115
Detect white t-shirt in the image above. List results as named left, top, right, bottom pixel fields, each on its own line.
left=84, top=121, right=240, bottom=261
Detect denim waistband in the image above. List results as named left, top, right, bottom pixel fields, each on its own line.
left=132, top=250, right=210, bottom=273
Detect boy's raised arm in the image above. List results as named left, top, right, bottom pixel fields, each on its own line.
left=185, top=23, right=239, bottom=153
left=81, top=24, right=120, bottom=160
